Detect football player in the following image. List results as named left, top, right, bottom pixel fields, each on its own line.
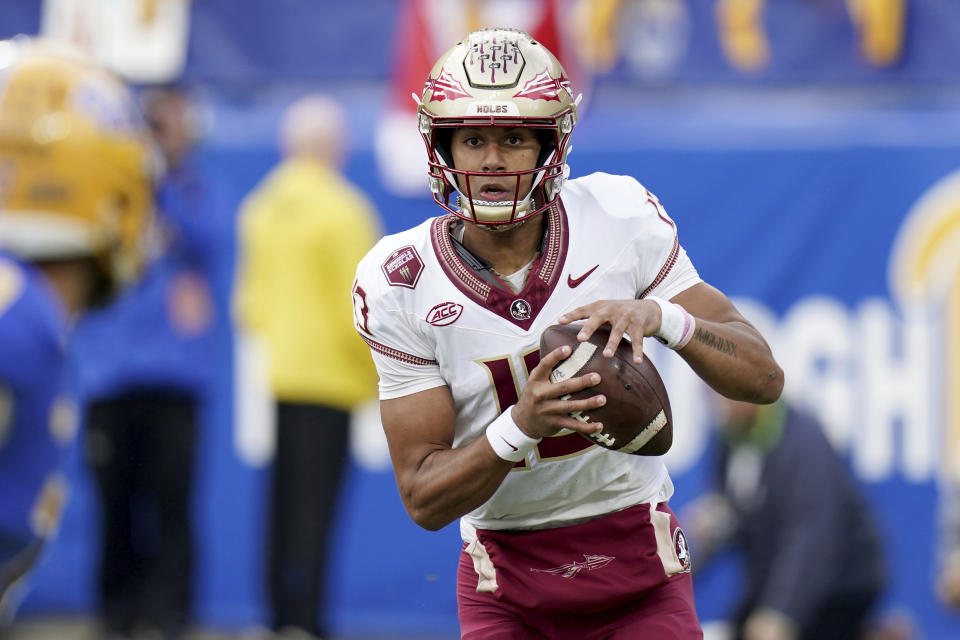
left=0, top=38, right=154, bottom=620
left=352, top=28, right=783, bottom=638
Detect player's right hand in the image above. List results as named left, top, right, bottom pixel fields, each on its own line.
left=511, top=345, right=606, bottom=440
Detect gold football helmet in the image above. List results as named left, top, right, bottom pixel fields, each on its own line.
left=418, top=28, right=579, bottom=225
left=0, top=38, right=155, bottom=291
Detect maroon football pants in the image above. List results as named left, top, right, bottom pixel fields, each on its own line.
left=457, top=503, right=702, bottom=639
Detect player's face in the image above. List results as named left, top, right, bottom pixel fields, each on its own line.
left=450, top=127, right=541, bottom=202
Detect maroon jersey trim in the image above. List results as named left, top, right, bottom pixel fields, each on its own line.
left=430, top=201, right=569, bottom=330
left=360, top=334, right=438, bottom=366
left=639, top=235, right=680, bottom=300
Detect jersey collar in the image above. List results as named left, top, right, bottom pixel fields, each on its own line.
left=430, top=199, right=569, bottom=330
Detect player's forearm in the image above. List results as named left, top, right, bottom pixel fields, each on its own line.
left=397, top=438, right=514, bottom=531
left=678, top=319, right=784, bottom=403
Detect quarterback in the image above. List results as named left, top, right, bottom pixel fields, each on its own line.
left=0, top=39, right=154, bottom=618
left=352, top=28, right=783, bottom=639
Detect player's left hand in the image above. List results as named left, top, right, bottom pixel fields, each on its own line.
left=557, top=299, right=660, bottom=363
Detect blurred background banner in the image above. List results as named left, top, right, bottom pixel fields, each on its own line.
left=2, top=0, right=960, bottom=638
left=22, top=0, right=960, bottom=85
left=19, top=0, right=960, bottom=85
left=41, top=0, right=191, bottom=83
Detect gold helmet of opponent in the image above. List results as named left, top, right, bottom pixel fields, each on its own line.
left=0, top=37, right=155, bottom=300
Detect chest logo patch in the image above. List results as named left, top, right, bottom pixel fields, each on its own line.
left=427, top=302, right=463, bottom=326
left=509, top=299, right=532, bottom=321
left=382, top=246, right=424, bottom=289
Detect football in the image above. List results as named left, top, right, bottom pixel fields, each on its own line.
left=539, top=323, right=673, bottom=455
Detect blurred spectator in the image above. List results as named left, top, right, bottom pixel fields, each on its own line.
left=0, top=40, right=154, bottom=626
left=74, top=85, right=224, bottom=640
left=233, top=94, right=380, bottom=639
left=936, top=482, right=960, bottom=608
left=683, top=396, right=886, bottom=640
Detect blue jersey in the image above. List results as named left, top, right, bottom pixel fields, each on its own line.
left=71, top=156, right=225, bottom=400
left=0, top=255, right=71, bottom=557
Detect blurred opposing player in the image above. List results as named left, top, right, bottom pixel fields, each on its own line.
left=683, top=396, right=885, bottom=640
left=0, top=38, right=154, bottom=620
left=352, top=28, right=784, bottom=638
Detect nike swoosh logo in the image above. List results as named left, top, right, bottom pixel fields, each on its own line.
left=500, top=436, right=518, bottom=452
left=568, top=265, right=599, bottom=288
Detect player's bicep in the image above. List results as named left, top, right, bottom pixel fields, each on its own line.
left=380, top=385, right=456, bottom=483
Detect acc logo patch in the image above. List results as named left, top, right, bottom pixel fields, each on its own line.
left=673, top=526, right=692, bottom=573
left=382, top=246, right=424, bottom=289
left=426, top=302, right=463, bottom=326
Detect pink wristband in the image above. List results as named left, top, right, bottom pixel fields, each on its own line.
left=647, top=296, right=696, bottom=350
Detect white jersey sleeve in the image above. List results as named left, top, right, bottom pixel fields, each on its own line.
left=635, top=187, right=701, bottom=300
left=352, top=229, right=445, bottom=400
left=646, top=245, right=700, bottom=301
left=369, top=349, right=444, bottom=399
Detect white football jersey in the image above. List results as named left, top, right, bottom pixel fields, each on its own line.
left=352, top=173, right=702, bottom=539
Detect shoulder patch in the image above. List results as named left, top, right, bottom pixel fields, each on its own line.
left=0, top=259, right=25, bottom=317
left=381, top=246, right=424, bottom=289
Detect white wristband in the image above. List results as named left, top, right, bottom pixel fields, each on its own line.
left=486, top=407, right=541, bottom=462
left=647, top=296, right=696, bottom=350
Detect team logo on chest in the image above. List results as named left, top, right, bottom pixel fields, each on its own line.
left=426, top=302, right=463, bottom=326
left=509, top=298, right=532, bottom=321
left=381, top=246, right=424, bottom=289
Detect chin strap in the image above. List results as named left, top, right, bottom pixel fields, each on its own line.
left=456, top=193, right=535, bottom=225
